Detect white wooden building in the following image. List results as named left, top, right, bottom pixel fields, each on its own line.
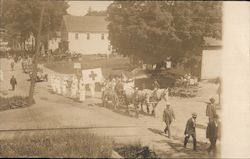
left=201, top=37, right=222, bottom=79
left=60, top=15, right=111, bottom=55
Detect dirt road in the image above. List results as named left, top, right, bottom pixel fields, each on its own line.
left=0, top=58, right=220, bottom=158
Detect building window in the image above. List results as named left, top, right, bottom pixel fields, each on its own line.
left=75, top=33, right=78, bottom=40
left=101, top=33, right=104, bottom=40
left=108, top=45, right=111, bottom=51
left=87, top=33, right=90, bottom=40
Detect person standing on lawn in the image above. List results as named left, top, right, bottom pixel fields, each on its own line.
left=206, top=98, right=217, bottom=122
left=162, top=102, right=176, bottom=138
left=11, top=59, right=15, bottom=71
left=10, top=75, right=17, bottom=91
left=184, top=113, right=197, bottom=151
left=206, top=114, right=221, bottom=155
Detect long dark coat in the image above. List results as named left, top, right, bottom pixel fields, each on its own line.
left=184, top=118, right=196, bottom=135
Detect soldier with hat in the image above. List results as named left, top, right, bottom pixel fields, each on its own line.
left=162, top=102, right=176, bottom=138
left=184, top=112, right=197, bottom=151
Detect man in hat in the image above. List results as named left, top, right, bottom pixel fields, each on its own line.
left=206, top=114, right=221, bottom=155
left=10, top=75, right=17, bottom=91
left=206, top=98, right=217, bottom=122
left=184, top=113, right=197, bottom=151
left=162, top=102, right=176, bottom=138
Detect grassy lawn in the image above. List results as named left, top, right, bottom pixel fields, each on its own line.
left=45, top=56, right=133, bottom=78
left=0, top=130, right=113, bottom=158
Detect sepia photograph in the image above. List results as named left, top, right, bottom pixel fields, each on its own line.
left=0, top=0, right=249, bottom=158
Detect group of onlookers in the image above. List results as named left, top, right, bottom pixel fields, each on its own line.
left=162, top=97, right=220, bottom=155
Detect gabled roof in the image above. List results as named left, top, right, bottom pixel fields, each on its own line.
left=63, top=15, right=109, bottom=32
left=204, top=37, right=222, bottom=46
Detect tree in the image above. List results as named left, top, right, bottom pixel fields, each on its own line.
left=2, top=0, right=69, bottom=50
left=107, top=1, right=222, bottom=67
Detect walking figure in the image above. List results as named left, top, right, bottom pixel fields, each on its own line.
left=206, top=114, right=221, bottom=155
left=184, top=113, right=197, bottom=151
left=206, top=98, right=217, bottom=122
left=11, top=60, right=15, bottom=71
left=10, top=75, right=17, bottom=91
left=162, top=102, right=176, bottom=138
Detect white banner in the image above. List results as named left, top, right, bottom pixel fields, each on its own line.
left=74, top=63, right=81, bottom=69
left=82, top=68, right=104, bottom=84
left=166, top=61, right=171, bottom=68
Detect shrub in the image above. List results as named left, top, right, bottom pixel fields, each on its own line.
left=114, top=141, right=158, bottom=158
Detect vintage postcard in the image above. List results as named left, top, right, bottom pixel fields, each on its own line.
left=0, top=1, right=249, bottom=158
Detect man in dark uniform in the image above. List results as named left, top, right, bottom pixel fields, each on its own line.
left=206, top=114, right=221, bottom=155
left=184, top=113, right=197, bottom=151
left=206, top=98, right=217, bottom=122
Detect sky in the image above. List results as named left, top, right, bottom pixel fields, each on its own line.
left=67, top=1, right=113, bottom=16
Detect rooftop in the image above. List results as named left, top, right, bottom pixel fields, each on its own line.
left=63, top=15, right=109, bottom=33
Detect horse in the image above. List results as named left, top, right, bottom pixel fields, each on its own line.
left=136, top=88, right=169, bottom=116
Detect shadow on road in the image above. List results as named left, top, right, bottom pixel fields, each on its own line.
left=147, top=127, right=220, bottom=158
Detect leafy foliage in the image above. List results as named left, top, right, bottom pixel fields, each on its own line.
left=86, top=7, right=107, bottom=16
left=2, top=0, right=69, bottom=42
left=107, top=1, right=222, bottom=65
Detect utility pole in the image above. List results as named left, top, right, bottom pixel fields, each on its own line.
left=28, top=3, right=45, bottom=104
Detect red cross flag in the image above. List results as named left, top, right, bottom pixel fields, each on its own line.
left=81, top=68, right=104, bottom=84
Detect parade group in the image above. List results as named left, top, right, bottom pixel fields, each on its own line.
left=49, top=74, right=97, bottom=102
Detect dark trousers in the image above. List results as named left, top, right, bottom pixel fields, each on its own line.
left=11, top=84, right=15, bottom=91
left=184, top=134, right=197, bottom=150
left=164, top=121, right=171, bottom=137
left=208, top=138, right=217, bottom=153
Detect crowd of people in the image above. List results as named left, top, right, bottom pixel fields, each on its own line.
left=162, top=97, right=221, bottom=155
left=175, top=73, right=198, bottom=87
left=49, top=74, right=96, bottom=102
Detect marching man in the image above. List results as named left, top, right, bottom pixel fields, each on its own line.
left=71, top=76, right=78, bottom=98
left=62, top=76, right=68, bottom=96
left=79, top=76, right=86, bottom=102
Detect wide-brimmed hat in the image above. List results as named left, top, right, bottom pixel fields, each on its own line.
left=192, top=112, right=197, bottom=117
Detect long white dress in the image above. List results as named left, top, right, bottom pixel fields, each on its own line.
left=79, top=79, right=86, bottom=102
left=56, top=77, right=62, bottom=94
left=71, top=78, right=78, bottom=98
left=62, top=79, right=67, bottom=96
left=50, top=75, right=56, bottom=93
left=0, top=69, right=3, bottom=82
left=89, top=83, right=95, bottom=97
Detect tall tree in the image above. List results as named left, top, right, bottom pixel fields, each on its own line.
left=107, top=1, right=222, bottom=67
left=2, top=0, right=69, bottom=48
